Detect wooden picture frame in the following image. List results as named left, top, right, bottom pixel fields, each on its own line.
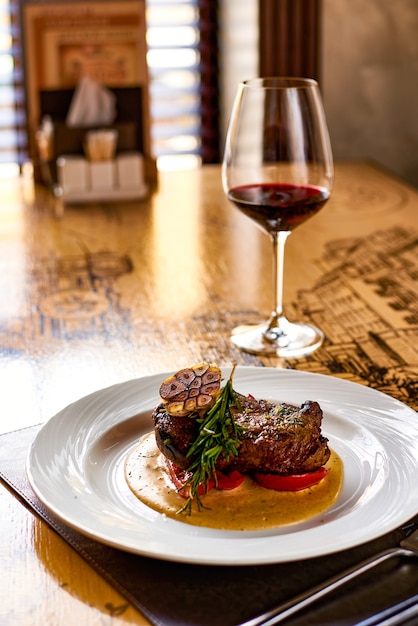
left=20, top=0, right=155, bottom=185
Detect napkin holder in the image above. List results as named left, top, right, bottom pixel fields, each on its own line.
left=34, top=86, right=157, bottom=203
left=55, top=152, right=147, bottom=203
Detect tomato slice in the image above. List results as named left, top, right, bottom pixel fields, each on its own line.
left=253, top=467, right=329, bottom=491
left=165, top=459, right=215, bottom=498
left=166, top=458, right=327, bottom=496
left=165, top=459, right=245, bottom=498
left=215, top=470, right=246, bottom=490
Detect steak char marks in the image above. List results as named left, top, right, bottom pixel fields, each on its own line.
left=153, top=393, right=330, bottom=475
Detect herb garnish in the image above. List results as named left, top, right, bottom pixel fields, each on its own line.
left=177, top=364, right=243, bottom=514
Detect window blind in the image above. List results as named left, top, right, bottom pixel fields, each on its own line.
left=2, top=0, right=259, bottom=171
left=146, top=0, right=204, bottom=170
left=0, top=0, right=26, bottom=168
left=3, top=0, right=218, bottom=171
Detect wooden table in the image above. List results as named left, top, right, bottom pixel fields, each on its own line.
left=1, top=161, right=417, bottom=625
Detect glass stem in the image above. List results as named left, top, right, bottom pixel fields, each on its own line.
left=264, top=231, right=291, bottom=341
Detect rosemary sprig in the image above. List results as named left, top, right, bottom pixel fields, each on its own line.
left=177, top=364, right=243, bottom=515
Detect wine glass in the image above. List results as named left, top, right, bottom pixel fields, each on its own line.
left=222, top=77, right=333, bottom=358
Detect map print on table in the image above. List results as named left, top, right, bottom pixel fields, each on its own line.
left=33, top=250, right=134, bottom=341
left=291, top=225, right=418, bottom=410
left=0, top=226, right=417, bottom=411
left=0, top=250, right=134, bottom=351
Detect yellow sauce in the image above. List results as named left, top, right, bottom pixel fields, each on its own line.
left=125, top=432, right=343, bottom=530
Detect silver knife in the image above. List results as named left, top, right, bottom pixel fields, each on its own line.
left=238, top=528, right=418, bottom=626
left=356, top=593, right=418, bottom=625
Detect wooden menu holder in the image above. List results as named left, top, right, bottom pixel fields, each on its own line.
left=20, top=0, right=156, bottom=203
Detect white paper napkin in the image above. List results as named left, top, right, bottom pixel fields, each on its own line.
left=66, top=76, right=117, bottom=127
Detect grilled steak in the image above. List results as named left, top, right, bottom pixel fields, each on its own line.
left=153, top=393, right=330, bottom=475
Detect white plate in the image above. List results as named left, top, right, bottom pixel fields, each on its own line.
left=26, top=367, right=418, bottom=565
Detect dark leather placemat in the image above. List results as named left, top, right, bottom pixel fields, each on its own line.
left=1, top=424, right=418, bottom=626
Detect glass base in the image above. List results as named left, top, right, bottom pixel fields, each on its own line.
left=231, top=320, right=324, bottom=358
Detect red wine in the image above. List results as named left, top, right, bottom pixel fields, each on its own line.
left=227, top=183, right=330, bottom=234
